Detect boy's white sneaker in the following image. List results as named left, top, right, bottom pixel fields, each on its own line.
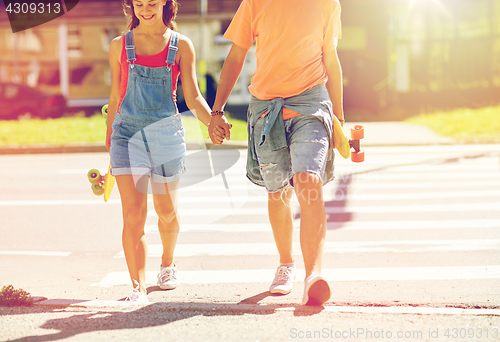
left=302, top=271, right=331, bottom=306
left=269, top=263, right=296, bottom=295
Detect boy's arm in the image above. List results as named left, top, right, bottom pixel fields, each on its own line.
left=209, top=43, right=249, bottom=142
left=323, top=48, right=344, bottom=125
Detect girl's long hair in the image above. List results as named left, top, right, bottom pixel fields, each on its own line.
left=122, top=0, right=178, bottom=30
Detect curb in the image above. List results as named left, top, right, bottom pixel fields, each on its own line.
left=0, top=141, right=248, bottom=155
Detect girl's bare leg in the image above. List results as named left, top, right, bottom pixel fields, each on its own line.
left=152, top=180, right=180, bottom=267
left=116, top=175, right=149, bottom=294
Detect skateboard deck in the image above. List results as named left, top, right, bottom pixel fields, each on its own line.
left=332, top=116, right=364, bottom=163
left=87, top=104, right=115, bottom=202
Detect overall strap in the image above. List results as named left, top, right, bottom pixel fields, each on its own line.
left=166, top=31, right=180, bottom=67
left=125, top=30, right=136, bottom=63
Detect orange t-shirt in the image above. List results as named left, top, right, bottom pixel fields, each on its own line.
left=224, top=0, right=341, bottom=119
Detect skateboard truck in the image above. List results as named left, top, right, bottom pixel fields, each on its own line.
left=350, top=125, right=364, bottom=163
left=87, top=104, right=116, bottom=202
left=88, top=169, right=105, bottom=196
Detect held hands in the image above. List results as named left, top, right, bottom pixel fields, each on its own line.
left=208, top=113, right=232, bottom=145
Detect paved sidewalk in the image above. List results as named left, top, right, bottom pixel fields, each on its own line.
left=348, top=121, right=455, bottom=146
left=0, top=122, right=455, bottom=155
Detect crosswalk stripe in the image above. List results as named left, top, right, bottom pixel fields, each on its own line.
left=0, top=187, right=497, bottom=206
left=0, top=251, right=71, bottom=256
left=36, top=299, right=500, bottom=315
left=90, top=265, right=500, bottom=287
left=114, top=240, right=500, bottom=258
left=334, top=172, right=500, bottom=181
left=144, top=219, right=500, bottom=233
left=57, top=158, right=498, bottom=176
left=81, top=146, right=500, bottom=295
left=325, top=219, right=500, bottom=231
left=330, top=181, right=500, bottom=189
left=146, top=202, right=500, bottom=218
left=323, top=190, right=500, bottom=201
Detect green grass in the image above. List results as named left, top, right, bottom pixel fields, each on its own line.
left=4, top=105, right=498, bottom=146
left=405, top=105, right=500, bottom=144
left=0, top=116, right=106, bottom=145
left=0, top=114, right=248, bottom=146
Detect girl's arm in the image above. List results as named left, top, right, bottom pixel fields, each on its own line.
left=209, top=43, right=249, bottom=141
left=323, top=48, right=344, bottom=126
left=178, top=35, right=225, bottom=144
left=106, top=36, right=122, bottom=151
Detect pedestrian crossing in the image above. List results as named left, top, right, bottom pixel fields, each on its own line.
left=90, top=145, right=500, bottom=291
left=94, top=266, right=500, bottom=287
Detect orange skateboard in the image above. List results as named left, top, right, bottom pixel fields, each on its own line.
left=87, top=104, right=115, bottom=202
left=332, top=115, right=364, bottom=162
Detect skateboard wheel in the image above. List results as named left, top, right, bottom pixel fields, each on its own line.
left=91, top=183, right=104, bottom=196
left=88, top=169, right=102, bottom=184
left=351, top=150, right=364, bottom=163
left=101, top=104, right=108, bottom=119
left=351, top=125, right=364, bottom=140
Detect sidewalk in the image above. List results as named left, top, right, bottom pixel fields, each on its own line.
left=0, top=122, right=455, bottom=155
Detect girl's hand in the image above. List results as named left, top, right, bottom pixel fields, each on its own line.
left=208, top=115, right=232, bottom=144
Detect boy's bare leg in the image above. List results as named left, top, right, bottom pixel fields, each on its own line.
left=268, top=186, right=295, bottom=264
left=293, top=172, right=327, bottom=278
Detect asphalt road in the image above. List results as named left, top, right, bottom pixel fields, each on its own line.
left=1, top=144, right=500, bottom=341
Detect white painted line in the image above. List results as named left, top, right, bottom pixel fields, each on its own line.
left=336, top=172, right=499, bottom=181
left=328, top=180, right=500, bottom=189
left=91, top=265, right=500, bottom=287
left=1, top=189, right=497, bottom=207
left=145, top=219, right=500, bottom=233
left=0, top=200, right=116, bottom=206
left=115, top=240, right=500, bottom=258
left=178, top=189, right=499, bottom=203
left=35, top=300, right=500, bottom=316
left=338, top=145, right=500, bottom=155
left=317, top=306, right=500, bottom=316
left=0, top=251, right=71, bottom=256
left=146, top=223, right=274, bottom=233
left=327, top=219, right=500, bottom=231
left=146, top=202, right=500, bottom=217
left=323, top=202, right=500, bottom=214
left=323, top=190, right=500, bottom=201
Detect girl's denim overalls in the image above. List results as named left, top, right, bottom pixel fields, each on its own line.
left=110, top=30, right=186, bottom=183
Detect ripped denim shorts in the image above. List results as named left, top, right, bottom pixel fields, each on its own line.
left=253, top=114, right=329, bottom=193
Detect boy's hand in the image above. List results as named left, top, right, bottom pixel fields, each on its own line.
left=209, top=115, right=232, bottom=144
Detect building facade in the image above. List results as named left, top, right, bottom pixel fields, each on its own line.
left=0, top=0, right=499, bottom=116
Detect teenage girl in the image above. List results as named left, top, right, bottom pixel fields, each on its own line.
left=107, top=0, right=226, bottom=302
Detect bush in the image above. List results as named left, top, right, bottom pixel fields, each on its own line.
left=0, top=285, right=33, bottom=307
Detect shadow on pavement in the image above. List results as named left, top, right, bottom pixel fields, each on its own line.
left=8, top=299, right=327, bottom=342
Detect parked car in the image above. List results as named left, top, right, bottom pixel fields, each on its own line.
left=0, top=83, right=67, bottom=120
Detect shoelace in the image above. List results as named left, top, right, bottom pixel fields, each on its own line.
left=125, top=280, right=141, bottom=301
left=158, top=268, right=175, bottom=283
left=276, top=266, right=293, bottom=283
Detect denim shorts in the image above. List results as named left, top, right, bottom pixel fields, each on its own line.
left=253, top=115, right=329, bottom=193
left=110, top=113, right=186, bottom=183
